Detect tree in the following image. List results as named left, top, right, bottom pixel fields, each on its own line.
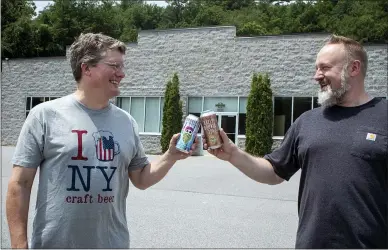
left=2, top=17, right=39, bottom=58
left=245, top=73, right=273, bottom=156
left=193, top=5, right=224, bottom=26
left=201, top=0, right=256, bottom=10
left=160, top=73, right=183, bottom=153
left=1, top=0, right=36, bottom=30
left=120, top=0, right=143, bottom=10
left=237, top=21, right=267, bottom=36
left=2, top=0, right=387, bottom=59
left=165, top=0, right=189, bottom=25
left=1, top=0, right=37, bottom=58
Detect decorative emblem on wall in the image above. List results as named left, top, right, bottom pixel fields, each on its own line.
left=215, top=102, right=225, bottom=112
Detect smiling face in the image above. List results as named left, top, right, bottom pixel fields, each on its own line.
left=69, top=33, right=127, bottom=102
left=314, top=44, right=350, bottom=107
left=87, top=49, right=125, bottom=99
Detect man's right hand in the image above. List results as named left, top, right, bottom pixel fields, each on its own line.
left=7, top=166, right=36, bottom=249
left=202, top=128, right=239, bottom=162
left=203, top=129, right=284, bottom=185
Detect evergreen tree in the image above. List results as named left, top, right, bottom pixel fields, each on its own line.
left=245, top=73, right=259, bottom=153
left=160, top=73, right=183, bottom=153
left=2, top=0, right=388, bottom=58
left=245, top=73, right=273, bottom=156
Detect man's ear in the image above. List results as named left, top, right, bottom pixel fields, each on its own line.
left=349, top=60, right=361, bottom=77
left=81, top=63, right=91, bottom=77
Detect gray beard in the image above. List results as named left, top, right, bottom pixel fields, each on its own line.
left=318, top=68, right=350, bottom=107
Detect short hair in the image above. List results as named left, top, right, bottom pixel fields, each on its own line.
left=69, top=33, right=126, bottom=82
left=326, top=34, right=368, bottom=76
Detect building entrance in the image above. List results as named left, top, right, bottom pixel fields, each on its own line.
left=216, top=113, right=237, bottom=143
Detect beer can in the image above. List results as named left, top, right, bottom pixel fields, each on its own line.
left=176, top=114, right=200, bottom=153
left=200, top=110, right=223, bottom=149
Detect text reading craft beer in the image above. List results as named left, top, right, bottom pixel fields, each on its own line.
left=65, top=130, right=119, bottom=204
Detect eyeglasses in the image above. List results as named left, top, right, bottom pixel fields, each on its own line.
left=100, top=61, right=125, bottom=71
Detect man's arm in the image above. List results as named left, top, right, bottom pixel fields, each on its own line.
left=6, top=166, right=37, bottom=249
left=129, top=133, right=197, bottom=190
left=229, top=148, right=284, bottom=185
left=204, top=129, right=284, bottom=185
left=129, top=151, right=178, bottom=190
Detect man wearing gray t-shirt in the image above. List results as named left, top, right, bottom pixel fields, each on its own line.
left=6, top=33, right=197, bottom=249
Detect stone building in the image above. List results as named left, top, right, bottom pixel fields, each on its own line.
left=1, top=26, right=387, bottom=154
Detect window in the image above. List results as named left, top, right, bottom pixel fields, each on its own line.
left=313, top=97, right=320, bottom=108
left=145, top=97, right=159, bottom=132
left=293, top=97, right=312, bottom=122
left=160, top=97, right=164, bottom=132
left=188, top=97, right=202, bottom=114
left=130, top=97, right=145, bottom=132
left=271, top=96, right=322, bottom=136
left=274, top=97, right=292, bottom=136
left=118, top=95, right=327, bottom=137
left=26, top=96, right=59, bottom=117
left=238, top=97, right=247, bottom=135
left=203, top=97, right=238, bottom=112
left=117, top=97, right=165, bottom=133
left=188, top=97, right=203, bottom=133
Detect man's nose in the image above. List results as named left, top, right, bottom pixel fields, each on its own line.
left=314, top=70, right=323, bottom=82
left=116, top=68, right=125, bottom=78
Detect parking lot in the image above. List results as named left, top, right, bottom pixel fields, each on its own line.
left=2, top=146, right=300, bottom=248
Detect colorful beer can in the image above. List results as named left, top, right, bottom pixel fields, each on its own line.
left=200, top=110, right=223, bottom=149
left=176, top=114, right=200, bottom=153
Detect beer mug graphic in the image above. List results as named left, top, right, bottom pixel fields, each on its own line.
left=92, top=131, right=120, bottom=162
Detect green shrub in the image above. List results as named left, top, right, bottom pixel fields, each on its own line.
left=245, top=73, right=273, bottom=156
left=160, top=73, right=183, bottom=153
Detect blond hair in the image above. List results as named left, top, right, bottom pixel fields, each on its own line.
left=326, top=34, right=368, bottom=76
left=69, top=33, right=126, bottom=82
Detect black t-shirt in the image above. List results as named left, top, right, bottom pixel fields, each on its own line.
left=265, top=97, right=387, bottom=248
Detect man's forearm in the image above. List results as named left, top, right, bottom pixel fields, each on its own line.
left=229, top=148, right=283, bottom=185
left=6, top=183, right=31, bottom=249
left=138, top=152, right=177, bottom=189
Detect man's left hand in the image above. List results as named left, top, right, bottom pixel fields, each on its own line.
left=166, top=133, right=199, bottom=161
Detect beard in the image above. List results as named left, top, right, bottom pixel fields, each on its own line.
left=317, top=66, right=350, bottom=107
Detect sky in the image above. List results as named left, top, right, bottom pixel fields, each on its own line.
left=33, top=1, right=168, bottom=15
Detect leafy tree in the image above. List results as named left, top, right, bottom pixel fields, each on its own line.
left=1, top=0, right=37, bottom=58
left=1, top=0, right=36, bottom=29
left=120, top=0, right=144, bottom=10
left=193, top=5, right=224, bottom=26
left=123, top=3, right=163, bottom=30
left=201, top=0, right=256, bottom=10
left=237, top=21, right=267, bottom=36
left=2, top=0, right=388, bottom=59
left=165, top=0, right=189, bottom=25
left=160, top=73, right=183, bottom=153
left=245, top=73, right=273, bottom=156
left=119, top=26, right=138, bottom=42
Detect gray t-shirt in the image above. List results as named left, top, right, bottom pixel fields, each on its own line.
left=12, top=94, right=150, bottom=248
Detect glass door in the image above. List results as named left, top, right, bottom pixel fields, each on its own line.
left=217, top=114, right=237, bottom=143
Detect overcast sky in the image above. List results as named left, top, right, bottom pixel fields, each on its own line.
left=33, top=1, right=168, bottom=15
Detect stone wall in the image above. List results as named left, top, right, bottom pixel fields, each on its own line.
left=2, top=26, right=387, bottom=154
left=140, top=134, right=162, bottom=154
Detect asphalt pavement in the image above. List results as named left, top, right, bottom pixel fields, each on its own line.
left=1, top=146, right=300, bottom=249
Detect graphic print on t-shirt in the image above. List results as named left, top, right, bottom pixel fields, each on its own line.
left=92, top=130, right=121, bottom=161
left=65, top=129, right=119, bottom=204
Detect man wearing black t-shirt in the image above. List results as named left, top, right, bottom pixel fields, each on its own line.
left=203, top=35, right=387, bottom=248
